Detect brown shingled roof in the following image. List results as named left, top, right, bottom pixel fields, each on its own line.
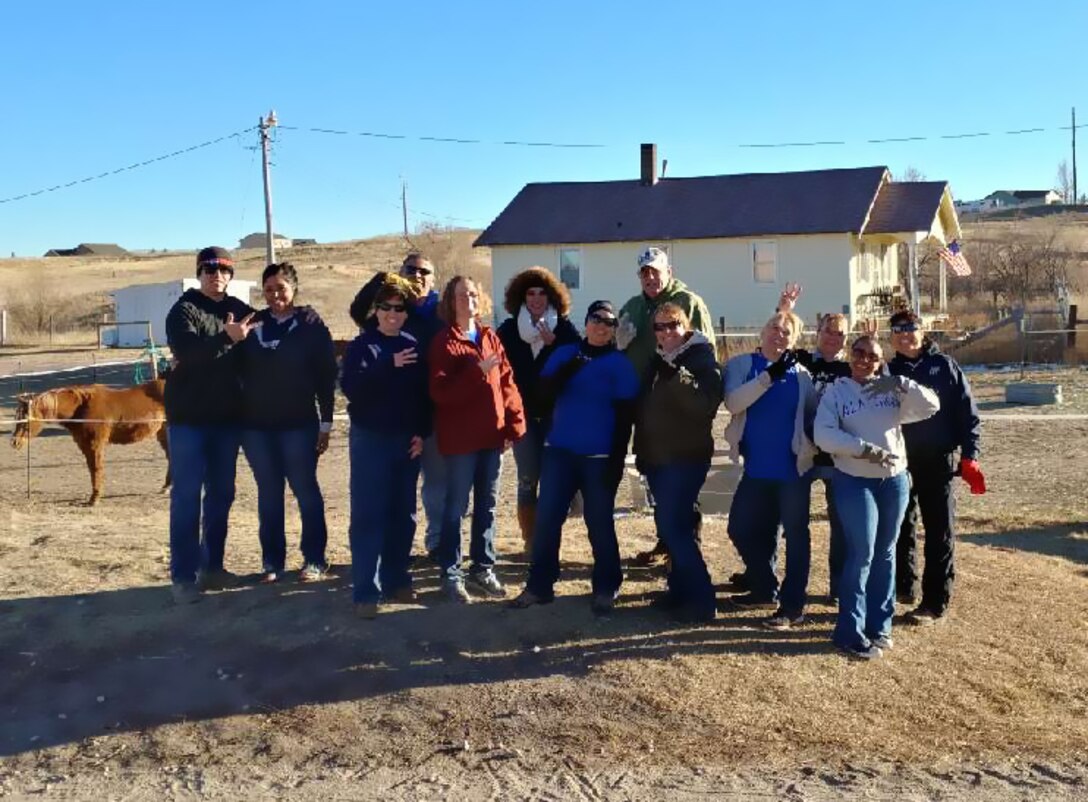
left=864, top=182, right=948, bottom=234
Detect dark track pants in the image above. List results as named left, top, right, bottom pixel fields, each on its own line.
left=896, top=453, right=956, bottom=615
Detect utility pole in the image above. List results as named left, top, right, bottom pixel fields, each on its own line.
left=259, top=110, right=278, bottom=265
left=401, top=178, right=409, bottom=240
left=1073, top=107, right=1078, bottom=204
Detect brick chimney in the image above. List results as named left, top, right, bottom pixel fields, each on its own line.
left=640, top=143, right=658, bottom=186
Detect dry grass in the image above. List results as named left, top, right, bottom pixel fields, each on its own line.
left=0, top=366, right=1086, bottom=797
left=0, top=229, right=489, bottom=344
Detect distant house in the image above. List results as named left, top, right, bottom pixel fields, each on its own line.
left=43, top=243, right=129, bottom=257
left=291, top=238, right=318, bottom=247
left=982, top=190, right=1062, bottom=209
left=476, top=145, right=961, bottom=327
left=239, top=232, right=292, bottom=250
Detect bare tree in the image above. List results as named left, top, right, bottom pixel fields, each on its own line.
left=895, top=166, right=928, bottom=182
left=1056, top=160, right=1074, bottom=203
left=974, top=229, right=1077, bottom=310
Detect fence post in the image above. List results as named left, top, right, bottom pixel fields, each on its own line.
left=0, top=309, right=7, bottom=346
left=1069, top=304, right=1079, bottom=349
left=49, top=315, right=54, bottom=346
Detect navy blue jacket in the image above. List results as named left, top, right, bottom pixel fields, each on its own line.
left=238, top=310, right=337, bottom=430
left=496, top=315, right=581, bottom=420
left=340, top=328, right=430, bottom=437
left=888, top=342, right=981, bottom=461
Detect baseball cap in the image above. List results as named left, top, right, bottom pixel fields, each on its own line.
left=637, top=246, right=669, bottom=271
left=585, top=299, right=617, bottom=324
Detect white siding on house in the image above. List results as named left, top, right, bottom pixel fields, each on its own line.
left=489, top=234, right=856, bottom=331
left=111, top=280, right=255, bottom=348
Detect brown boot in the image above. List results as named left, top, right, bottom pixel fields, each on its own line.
left=517, top=503, right=537, bottom=553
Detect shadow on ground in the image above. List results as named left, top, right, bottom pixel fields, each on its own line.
left=961, top=521, right=1088, bottom=565
left=0, top=559, right=830, bottom=756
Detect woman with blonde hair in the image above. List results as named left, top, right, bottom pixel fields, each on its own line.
left=723, top=311, right=818, bottom=630
left=496, top=267, right=581, bottom=551
left=429, top=276, right=526, bottom=603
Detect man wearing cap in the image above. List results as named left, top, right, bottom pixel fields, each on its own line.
left=618, top=247, right=716, bottom=564
left=165, top=246, right=260, bottom=604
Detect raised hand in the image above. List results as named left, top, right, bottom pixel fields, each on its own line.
left=777, top=282, right=803, bottom=312
left=765, top=349, right=797, bottom=381
left=478, top=353, right=501, bottom=374
left=859, top=318, right=879, bottom=337
left=615, top=315, right=637, bottom=350
left=536, top=320, right=557, bottom=346
left=862, top=374, right=907, bottom=397
left=224, top=312, right=262, bottom=342
left=408, top=435, right=424, bottom=459
left=393, top=348, right=418, bottom=368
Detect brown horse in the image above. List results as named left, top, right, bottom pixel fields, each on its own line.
left=11, top=380, right=171, bottom=505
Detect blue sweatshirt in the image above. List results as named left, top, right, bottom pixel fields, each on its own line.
left=340, top=328, right=430, bottom=437
left=541, top=343, right=640, bottom=456
left=739, top=352, right=801, bottom=480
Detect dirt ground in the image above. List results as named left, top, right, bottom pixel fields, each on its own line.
left=1, top=366, right=1087, bottom=799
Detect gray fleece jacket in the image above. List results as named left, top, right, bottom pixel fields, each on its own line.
left=814, top=376, right=940, bottom=478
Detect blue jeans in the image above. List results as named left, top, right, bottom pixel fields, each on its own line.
left=438, top=447, right=501, bottom=581
left=726, top=473, right=812, bottom=612
left=645, top=462, right=714, bottom=616
left=349, top=426, right=421, bottom=603
left=526, top=446, right=623, bottom=600
left=832, top=470, right=910, bottom=648
left=167, top=424, right=241, bottom=583
left=241, top=426, right=328, bottom=572
left=419, top=434, right=446, bottom=553
left=511, top=417, right=547, bottom=507
left=813, top=464, right=846, bottom=597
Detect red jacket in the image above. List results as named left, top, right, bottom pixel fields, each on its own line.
left=429, top=324, right=526, bottom=456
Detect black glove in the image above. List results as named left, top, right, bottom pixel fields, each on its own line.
left=765, top=349, right=797, bottom=381
left=536, top=353, right=590, bottom=411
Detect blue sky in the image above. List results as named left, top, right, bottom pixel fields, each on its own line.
left=2, top=1, right=1085, bottom=256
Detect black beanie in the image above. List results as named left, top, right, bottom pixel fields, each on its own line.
left=585, top=299, right=616, bottom=324
left=196, top=246, right=234, bottom=276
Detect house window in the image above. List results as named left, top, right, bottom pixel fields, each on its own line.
left=559, top=248, right=581, bottom=290
left=752, top=241, right=776, bottom=284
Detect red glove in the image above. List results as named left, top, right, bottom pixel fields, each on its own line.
left=960, top=459, right=986, bottom=495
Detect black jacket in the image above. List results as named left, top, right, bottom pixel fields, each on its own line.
left=633, top=334, right=723, bottom=468
left=496, top=315, right=581, bottom=420
left=238, top=310, right=338, bottom=430
left=796, top=349, right=850, bottom=467
left=164, top=289, right=253, bottom=425
left=888, top=342, right=981, bottom=461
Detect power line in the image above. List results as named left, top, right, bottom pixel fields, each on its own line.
left=277, top=125, right=606, bottom=149
left=0, top=127, right=256, bottom=205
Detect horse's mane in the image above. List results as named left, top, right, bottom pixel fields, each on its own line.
left=31, top=386, right=93, bottom=422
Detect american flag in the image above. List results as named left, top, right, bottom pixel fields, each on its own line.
left=938, top=240, right=972, bottom=277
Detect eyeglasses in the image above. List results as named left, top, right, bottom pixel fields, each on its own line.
left=201, top=265, right=233, bottom=275
left=653, top=320, right=683, bottom=332
left=376, top=302, right=407, bottom=313
left=851, top=349, right=881, bottom=361
left=402, top=267, right=433, bottom=277
left=890, top=323, right=920, bottom=333
left=587, top=314, right=618, bottom=328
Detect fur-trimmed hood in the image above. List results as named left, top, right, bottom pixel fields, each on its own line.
left=503, top=267, right=571, bottom=317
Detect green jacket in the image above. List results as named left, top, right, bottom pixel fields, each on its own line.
left=619, top=278, right=716, bottom=379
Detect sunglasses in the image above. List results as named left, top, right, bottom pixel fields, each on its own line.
left=200, top=265, right=233, bottom=275
left=376, top=302, right=407, bottom=313
left=851, top=349, right=881, bottom=361
left=890, top=323, right=919, bottom=333
left=403, top=266, right=433, bottom=277
left=587, top=314, right=618, bottom=328
left=653, top=320, right=683, bottom=332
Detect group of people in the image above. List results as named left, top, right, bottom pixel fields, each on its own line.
left=165, top=243, right=984, bottom=660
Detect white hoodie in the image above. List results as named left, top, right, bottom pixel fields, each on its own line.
left=814, top=376, right=940, bottom=478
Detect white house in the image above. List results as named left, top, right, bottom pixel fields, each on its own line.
left=239, top=232, right=292, bottom=251
left=476, top=146, right=962, bottom=329
left=110, top=279, right=256, bottom=347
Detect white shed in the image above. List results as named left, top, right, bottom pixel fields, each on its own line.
left=110, top=279, right=255, bottom=347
